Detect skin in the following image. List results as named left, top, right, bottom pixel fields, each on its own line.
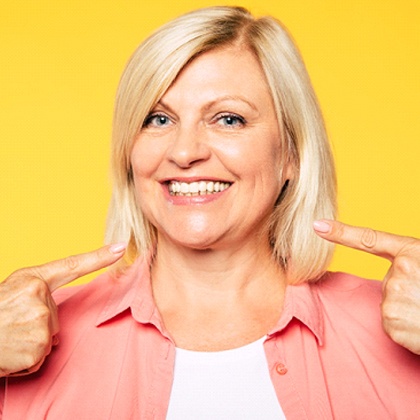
left=131, top=45, right=290, bottom=350
left=131, top=46, right=289, bottom=252
left=1, top=46, right=420, bottom=376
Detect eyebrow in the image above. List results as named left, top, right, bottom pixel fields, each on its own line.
left=157, top=95, right=259, bottom=113
left=202, top=95, right=258, bottom=112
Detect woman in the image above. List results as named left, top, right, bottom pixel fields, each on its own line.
left=1, top=6, right=420, bottom=419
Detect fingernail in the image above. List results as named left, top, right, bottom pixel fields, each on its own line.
left=313, top=220, right=332, bottom=233
left=109, top=243, right=127, bottom=254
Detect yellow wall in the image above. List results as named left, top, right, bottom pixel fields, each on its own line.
left=1, top=0, right=419, bottom=285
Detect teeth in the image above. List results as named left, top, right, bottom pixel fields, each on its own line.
left=169, top=180, right=231, bottom=196
left=180, top=183, right=189, bottom=194
left=189, top=182, right=199, bottom=194
left=199, top=181, right=207, bottom=193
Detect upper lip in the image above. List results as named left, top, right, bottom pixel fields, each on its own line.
left=159, top=176, right=233, bottom=184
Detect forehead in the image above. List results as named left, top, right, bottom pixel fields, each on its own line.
left=159, top=45, right=274, bottom=107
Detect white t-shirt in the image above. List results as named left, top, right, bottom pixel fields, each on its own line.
left=166, top=336, right=286, bottom=419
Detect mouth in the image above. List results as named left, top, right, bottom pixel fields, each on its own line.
left=168, top=180, right=232, bottom=196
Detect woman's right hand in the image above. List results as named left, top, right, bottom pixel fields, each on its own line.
left=0, top=244, right=126, bottom=377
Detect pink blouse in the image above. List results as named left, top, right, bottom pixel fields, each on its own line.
left=1, top=258, right=420, bottom=419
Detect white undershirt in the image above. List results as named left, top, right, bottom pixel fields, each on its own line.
left=166, top=336, right=286, bottom=419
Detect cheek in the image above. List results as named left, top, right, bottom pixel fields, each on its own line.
left=130, top=139, right=163, bottom=180
left=250, top=139, right=287, bottom=199
left=263, top=133, right=285, bottom=182
left=129, top=149, right=157, bottom=209
left=237, top=135, right=284, bottom=182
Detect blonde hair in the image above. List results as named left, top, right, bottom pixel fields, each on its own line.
left=106, top=6, right=337, bottom=283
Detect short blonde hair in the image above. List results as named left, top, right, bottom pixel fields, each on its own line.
left=106, top=6, right=337, bottom=283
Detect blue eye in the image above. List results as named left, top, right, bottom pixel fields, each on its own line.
left=217, top=114, right=246, bottom=127
left=143, top=113, right=171, bottom=127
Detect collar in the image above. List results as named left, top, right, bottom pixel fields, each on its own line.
left=268, top=279, right=324, bottom=345
left=96, top=257, right=324, bottom=345
left=95, top=255, right=171, bottom=340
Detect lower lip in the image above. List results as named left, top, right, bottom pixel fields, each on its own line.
left=161, top=184, right=230, bottom=205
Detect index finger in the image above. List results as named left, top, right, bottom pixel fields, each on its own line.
left=313, top=219, right=418, bottom=262
left=28, top=243, right=126, bottom=291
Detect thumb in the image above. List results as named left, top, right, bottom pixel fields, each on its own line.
left=28, top=243, right=126, bottom=292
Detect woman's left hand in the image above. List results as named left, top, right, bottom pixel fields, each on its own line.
left=314, top=219, right=420, bottom=355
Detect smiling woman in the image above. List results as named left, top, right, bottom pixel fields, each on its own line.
left=130, top=46, right=288, bottom=254
left=1, top=5, right=420, bottom=420
left=107, top=8, right=336, bottom=281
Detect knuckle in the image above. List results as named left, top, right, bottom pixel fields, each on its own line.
left=382, top=310, right=420, bottom=354
left=24, top=277, right=50, bottom=297
left=93, top=248, right=104, bottom=262
left=381, top=300, right=400, bottom=323
left=383, top=276, right=406, bottom=298
left=22, top=332, right=51, bottom=369
left=392, top=255, right=413, bottom=277
left=96, top=246, right=110, bottom=262
left=34, top=306, right=52, bottom=323
left=333, top=223, right=345, bottom=239
left=6, top=268, right=36, bottom=286
left=26, top=350, right=48, bottom=371
left=63, top=255, right=81, bottom=273
left=360, top=228, right=377, bottom=248
left=36, top=330, right=52, bottom=351
left=384, top=326, right=404, bottom=346
left=29, top=357, right=47, bottom=374
left=8, top=267, right=29, bottom=279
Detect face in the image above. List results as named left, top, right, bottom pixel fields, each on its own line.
left=130, top=45, right=290, bottom=251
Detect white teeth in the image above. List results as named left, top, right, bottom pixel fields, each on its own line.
left=189, top=182, right=199, bottom=194
left=180, top=182, right=189, bottom=194
left=199, top=181, right=207, bottom=192
left=168, top=180, right=231, bottom=196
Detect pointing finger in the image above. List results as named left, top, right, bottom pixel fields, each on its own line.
left=313, top=219, right=418, bottom=262
left=27, top=243, right=126, bottom=292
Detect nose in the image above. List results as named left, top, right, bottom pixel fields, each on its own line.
left=167, top=125, right=211, bottom=168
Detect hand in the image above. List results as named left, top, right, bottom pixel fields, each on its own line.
left=0, top=243, right=126, bottom=377
left=313, top=220, right=420, bottom=355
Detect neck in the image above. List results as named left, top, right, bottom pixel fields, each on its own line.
left=150, top=237, right=287, bottom=351
left=151, top=236, right=286, bottom=308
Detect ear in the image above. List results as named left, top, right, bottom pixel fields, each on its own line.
left=276, top=159, right=295, bottom=205
left=284, top=164, right=294, bottom=182
left=283, top=154, right=297, bottom=183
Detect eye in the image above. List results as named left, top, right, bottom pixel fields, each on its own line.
left=143, top=113, right=172, bottom=128
left=215, top=113, right=246, bottom=128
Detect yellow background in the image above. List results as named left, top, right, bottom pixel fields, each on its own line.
left=1, top=0, right=419, bottom=285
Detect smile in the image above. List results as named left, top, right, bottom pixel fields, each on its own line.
left=168, top=180, right=232, bottom=196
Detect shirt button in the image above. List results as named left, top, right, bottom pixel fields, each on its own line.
left=276, top=363, right=288, bottom=375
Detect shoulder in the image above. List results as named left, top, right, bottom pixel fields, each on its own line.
left=49, top=271, right=118, bottom=331
left=314, top=272, right=420, bottom=395
left=313, top=271, right=382, bottom=307
left=51, top=258, right=149, bottom=324
left=52, top=270, right=116, bottom=304
left=51, top=270, right=116, bottom=312
left=310, top=272, right=420, bottom=360
left=309, top=272, right=385, bottom=345
left=316, top=271, right=381, bottom=290
left=303, top=274, right=420, bottom=416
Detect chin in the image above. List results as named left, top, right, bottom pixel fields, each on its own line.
left=173, top=235, right=220, bottom=251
